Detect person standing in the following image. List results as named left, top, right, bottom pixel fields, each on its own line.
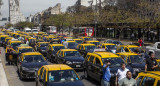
left=102, top=60, right=111, bottom=86
left=138, top=37, right=143, bottom=47
left=119, top=71, right=137, bottom=86
left=116, top=63, right=129, bottom=86
left=145, top=53, right=158, bottom=72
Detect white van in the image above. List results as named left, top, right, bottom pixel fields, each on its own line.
left=32, top=29, right=39, bottom=33
left=24, top=28, right=32, bottom=33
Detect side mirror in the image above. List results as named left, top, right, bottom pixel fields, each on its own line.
left=80, top=75, right=85, bottom=80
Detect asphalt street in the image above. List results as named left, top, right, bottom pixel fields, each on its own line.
left=0, top=47, right=100, bottom=86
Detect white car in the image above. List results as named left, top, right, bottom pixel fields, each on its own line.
left=146, top=42, right=160, bottom=54
left=32, top=29, right=39, bottom=33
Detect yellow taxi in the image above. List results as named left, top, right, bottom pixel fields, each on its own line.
left=17, top=52, right=48, bottom=80
left=84, top=52, right=132, bottom=85
left=46, top=44, right=65, bottom=62
left=36, top=42, right=49, bottom=57
left=36, top=64, right=84, bottom=86
left=63, top=41, right=77, bottom=49
left=16, top=46, right=35, bottom=55
left=8, top=40, right=22, bottom=50
left=136, top=71, right=160, bottom=86
left=100, top=43, right=117, bottom=53
left=77, top=44, right=96, bottom=57
left=117, top=45, right=141, bottom=53
left=49, top=39, right=59, bottom=44
left=0, top=35, right=9, bottom=46
left=3, top=37, right=13, bottom=48
left=56, top=49, right=84, bottom=69
left=73, top=39, right=83, bottom=44
left=86, top=40, right=100, bottom=47
left=117, top=52, right=145, bottom=75
left=45, top=36, right=56, bottom=42
left=80, top=37, right=91, bottom=41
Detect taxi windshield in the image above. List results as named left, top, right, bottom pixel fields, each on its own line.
left=91, top=42, right=99, bottom=46
left=84, top=38, right=90, bottom=41
left=53, top=46, right=65, bottom=52
left=75, top=40, right=83, bottom=44
left=11, top=43, right=21, bottom=47
left=129, top=55, right=143, bottom=63
left=26, top=30, right=31, bottom=32
left=106, top=45, right=116, bottom=50
left=1, top=37, right=5, bottom=41
left=19, top=48, right=34, bottom=54
left=129, top=48, right=140, bottom=52
left=64, top=51, right=81, bottom=57
left=48, top=70, right=79, bottom=83
left=23, top=55, right=45, bottom=63
left=102, top=58, right=125, bottom=67
left=68, top=42, right=76, bottom=46
left=40, top=44, right=48, bottom=47
left=85, top=46, right=96, bottom=50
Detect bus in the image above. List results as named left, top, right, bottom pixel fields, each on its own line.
left=72, top=27, right=94, bottom=37
left=41, top=26, right=57, bottom=34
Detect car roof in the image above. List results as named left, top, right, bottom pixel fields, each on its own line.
left=116, top=52, right=138, bottom=56
left=73, top=39, right=82, bottom=40
left=60, top=49, right=77, bottom=52
left=94, top=52, right=119, bottom=58
left=22, top=52, right=42, bottom=55
left=65, top=41, right=75, bottom=43
left=101, top=43, right=115, bottom=45
left=125, top=45, right=139, bottom=48
left=50, top=44, right=64, bottom=46
left=87, top=40, right=99, bottom=42
left=10, top=41, right=21, bottom=43
left=18, top=46, right=33, bottom=49
left=38, top=42, right=49, bottom=44
left=138, top=72, right=160, bottom=78
left=43, top=64, right=73, bottom=71
left=79, top=44, right=96, bottom=46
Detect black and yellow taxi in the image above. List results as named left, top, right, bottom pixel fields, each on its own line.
left=8, top=39, right=22, bottom=50
left=84, top=52, right=133, bottom=85
left=56, top=49, right=84, bottom=69
left=80, top=37, right=91, bottom=41
left=100, top=43, right=117, bottom=53
left=5, top=47, right=18, bottom=64
left=63, top=41, right=77, bottom=49
left=86, top=40, right=100, bottom=47
left=15, top=46, right=35, bottom=56
left=136, top=71, right=160, bottom=86
left=36, top=64, right=84, bottom=86
left=36, top=39, right=45, bottom=43
left=3, top=37, right=13, bottom=48
left=36, top=42, right=49, bottom=57
left=77, top=44, right=96, bottom=57
left=49, top=39, right=59, bottom=44
left=46, top=44, right=65, bottom=62
left=117, top=45, right=141, bottom=53
left=46, top=36, right=56, bottom=42
left=73, top=39, right=83, bottom=44
left=17, top=52, right=48, bottom=80
left=117, top=52, right=145, bottom=75
left=28, top=37, right=36, bottom=45
left=0, top=35, right=9, bottom=46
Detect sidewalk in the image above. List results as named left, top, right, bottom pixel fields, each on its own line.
left=0, top=49, right=9, bottom=86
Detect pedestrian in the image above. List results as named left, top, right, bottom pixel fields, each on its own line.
left=119, top=71, right=137, bottom=86
left=145, top=52, right=158, bottom=72
left=138, top=37, right=143, bottom=47
left=131, top=33, right=134, bottom=41
left=26, top=39, right=29, bottom=45
left=115, top=63, right=129, bottom=86
left=102, top=60, right=111, bottom=86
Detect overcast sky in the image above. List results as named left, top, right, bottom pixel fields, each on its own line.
left=1, top=0, right=77, bottom=18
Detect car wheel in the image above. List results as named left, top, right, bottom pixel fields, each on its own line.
left=84, top=69, right=90, bottom=79
left=19, top=71, right=24, bottom=80
left=101, top=79, right=104, bottom=86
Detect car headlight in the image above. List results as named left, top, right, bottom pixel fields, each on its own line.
left=66, top=61, right=72, bottom=65
left=22, top=67, right=29, bottom=71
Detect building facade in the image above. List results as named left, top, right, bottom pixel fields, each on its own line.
left=9, top=0, right=26, bottom=25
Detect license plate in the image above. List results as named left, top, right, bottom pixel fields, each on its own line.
left=76, top=65, right=81, bottom=67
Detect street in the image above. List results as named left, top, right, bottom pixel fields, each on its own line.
left=0, top=47, right=100, bottom=86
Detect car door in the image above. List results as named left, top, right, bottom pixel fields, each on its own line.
left=81, top=46, right=86, bottom=56
left=141, top=77, right=156, bottom=86
left=87, top=55, right=95, bottom=78
left=38, top=69, right=46, bottom=86
left=136, top=76, right=143, bottom=86
left=59, top=51, right=65, bottom=64
left=17, top=55, right=23, bottom=72
left=92, top=57, right=103, bottom=81
left=37, top=67, right=45, bottom=86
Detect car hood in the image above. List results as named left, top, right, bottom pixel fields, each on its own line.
left=46, top=80, right=84, bottom=86
left=22, top=62, right=48, bottom=68
left=64, top=56, right=84, bottom=62
left=131, top=63, right=145, bottom=70
left=40, top=47, right=47, bottom=50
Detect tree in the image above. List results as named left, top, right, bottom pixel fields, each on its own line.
left=6, top=23, right=13, bottom=28
left=15, top=22, right=35, bottom=29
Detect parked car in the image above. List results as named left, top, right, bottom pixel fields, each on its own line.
left=56, top=49, right=84, bottom=69
left=17, top=52, right=48, bottom=80
left=36, top=64, right=85, bottom=86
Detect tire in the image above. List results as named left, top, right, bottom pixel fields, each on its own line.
left=84, top=69, right=90, bottom=80
left=19, top=70, right=24, bottom=80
